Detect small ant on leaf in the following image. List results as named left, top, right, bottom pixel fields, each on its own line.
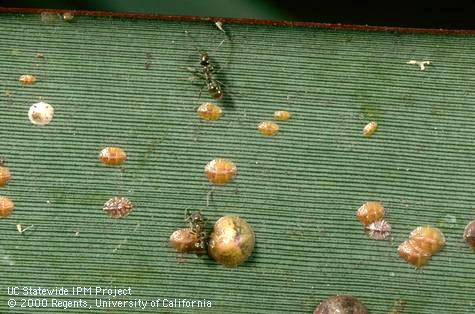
left=169, top=209, right=207, bottom=262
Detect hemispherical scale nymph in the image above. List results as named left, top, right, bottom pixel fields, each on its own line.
left=398, top=226, right=445, bottom=267
left=273, top=110, right=291, bottom=121
left=196, top=102, right=223, bottom=121
left=362, top=121, right=378, bottom=137
left=464, top=220, right=475, bottom=249
left=0, top=165, right=11, bottom=187
left=356, top=201, right=392, bottom=240
left=203, top=159, right=238, bottom=207
left=257, top=121, right=279, bottom=136
left=204, top=159, right=237, bottom=185
left=18, top=74, right=37, bottom=85
left=356, top=201, right=385, bottom=226
left=0, top=196, right=14, bottom=218
left=99, top=147, right=127, bottom=166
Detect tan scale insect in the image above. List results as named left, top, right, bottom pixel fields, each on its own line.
left=464, top=220, right=475, bottom=249
left=313, top=295, right=368, bottom=314
left=257, top=121, right=279, bottom=136
left=398, top=226, right=445, bottom=267
left=99, top=147, right=127, bottom=166
left=196, top=102, right=223, bottom=121
left=208, top=216, right=255, bottom=267
left=0, top=196, right=14, bottom=218
left=170, top=228, right=201, bottom=253
left=0, top=166, right=11, bottom=187
left=273, top=110, right=291, bottom=121
left=103, top=197, right=133, bottom=218
left=204, top=159, right=237, bottom=185
left=356, top=201, right=385, bottom=226
left=362, top=121, right=377, bottom=137
left=18, top=74, right=37, bottom=85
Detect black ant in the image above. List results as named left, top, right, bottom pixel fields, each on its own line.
left=187, top=52, right=224, bottom=100
left=169, top=209, right=207, bottom=261
left=186, top=209, right=207, bottom=256
left=184, top=30, right=226, bottom=100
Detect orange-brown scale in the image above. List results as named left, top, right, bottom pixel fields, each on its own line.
left=362, top=121, right=377, bottom=137
left=196, top=102, right=223, bottom=121
left=99, top=147, right=126, bottom=166
left=408, top=226, right=445, bottom=253
left=204, top=159, right=237, bottom=185
left=0, top=196, right=14, bottom=218
left=257, top=121, right=279, bottom=136
left=19, top=74, right=37, bottom=85
left=273, top=110, right=291, bottom=121
left=398, top=226, right=445, bottom=267
left=171, top=231, right=206, bottom=257
left=397, top=240, right=430, bottom=267
left=464, top=220, right=475, bottom=249
left=169, top=228, right=202, bottom=253
left=356, top=201, right=385, bottom=226
left=0, top=166, right=11, bottom=187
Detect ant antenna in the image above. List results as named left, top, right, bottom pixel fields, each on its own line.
left=182, top=25, right=229, bottom=54
left=182, top=28, right=205, bottom=55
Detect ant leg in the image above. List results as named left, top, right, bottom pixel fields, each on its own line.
left=176, top=253, right=187, bottom=263
left=198, top=84, right=206, bottom=99
left=184, top=207, right=192, bottom=222
left=206, top=186, right=216, bottom=208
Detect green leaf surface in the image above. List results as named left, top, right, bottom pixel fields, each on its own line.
left=0, top=12, right=474, bottom=314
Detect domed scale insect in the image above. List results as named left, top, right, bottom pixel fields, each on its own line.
left=0, top=196, right=14, bottom=218
left=257, top=121, right=280, bottom=136
left=203, top=159, right=238, bottom=207
left=313, top=295, right=368, bottom=314
left=398, top=225, right=445, bottom=267
left=356, top=201, right=385, bottom=226
left=99, top=146, right=127, bottom=166
left=0, top=159, right=11, bottom=187
left=464, top=220, right=475, bottom=249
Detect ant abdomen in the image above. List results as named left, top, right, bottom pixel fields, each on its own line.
left=207, top=81, right=223, bottom=100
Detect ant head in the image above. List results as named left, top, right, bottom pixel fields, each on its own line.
left=190, top=212, right=204, bottom=224
left=200, top=53, right=210, bottom=66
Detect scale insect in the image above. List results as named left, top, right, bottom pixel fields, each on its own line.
left=356, top=201, right=385, bottom=226
left=398, top=226, right=445, bottom=267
